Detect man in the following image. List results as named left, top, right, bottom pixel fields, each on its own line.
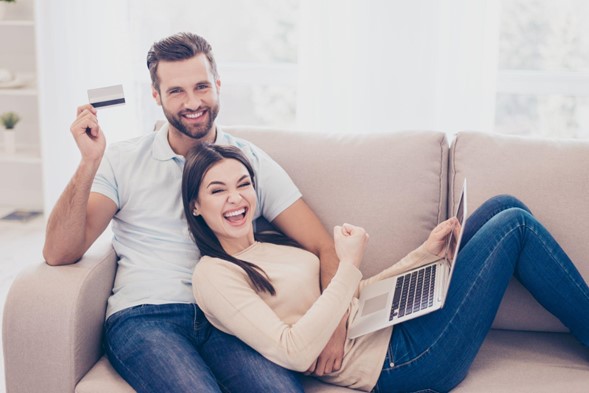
left=43, top=32, right=347, bottom=392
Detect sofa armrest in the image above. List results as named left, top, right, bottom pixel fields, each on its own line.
left=2, top=234, right=117, bottom=393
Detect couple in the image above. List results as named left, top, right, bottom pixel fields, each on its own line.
left=44, top=32, right=589, bottom=392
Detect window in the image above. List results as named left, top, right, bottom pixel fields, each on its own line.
left=496, top=0, right=589, bottom=138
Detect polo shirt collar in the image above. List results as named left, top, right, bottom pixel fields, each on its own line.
left=151, top=122, right=224, bottom=161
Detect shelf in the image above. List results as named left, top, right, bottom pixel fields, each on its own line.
left=0, top=87, right=37, bottom=96
left=0, top=147, right=41, bottom=164
left=0, top=20, right=34, bottom=27
left=0, top=73, right=37, bottom=95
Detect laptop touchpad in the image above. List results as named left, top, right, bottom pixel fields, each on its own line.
left=361, top=293, right=389, bottom=316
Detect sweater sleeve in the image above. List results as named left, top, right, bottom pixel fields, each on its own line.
left=193, top=259, right=362, bottom=372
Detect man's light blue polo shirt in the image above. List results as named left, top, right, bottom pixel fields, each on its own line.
left=92, top=124, right=302, bottom=318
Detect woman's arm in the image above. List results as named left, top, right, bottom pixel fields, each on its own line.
left=193, top=256, right=362, bottom=372
left=359, top=218, right=457, bottom=292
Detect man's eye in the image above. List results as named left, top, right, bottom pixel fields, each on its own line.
left=197, top=84, right=209, bottom=90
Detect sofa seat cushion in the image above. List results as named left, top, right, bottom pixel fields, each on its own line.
left=76, top=331, right=587, bottom=393
left=453, top=330, right=589, bottom=393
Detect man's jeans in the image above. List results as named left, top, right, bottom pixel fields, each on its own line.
left=104, top=303, right=303, bottom=393
left=374, top=195, right=589, bottom=393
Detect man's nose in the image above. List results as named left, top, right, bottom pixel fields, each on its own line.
left=185, top=92, right=202, bottom=109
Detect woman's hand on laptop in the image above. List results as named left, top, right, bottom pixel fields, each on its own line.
left=334, top=223, right=369, bottom=268
left=424, top=217, right=460, bottom=258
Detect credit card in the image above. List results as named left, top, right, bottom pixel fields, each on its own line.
left=88, top=84, right=125, bottom=108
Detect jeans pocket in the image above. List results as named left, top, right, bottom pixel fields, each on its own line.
left=104, top=304, right=148, bottom=333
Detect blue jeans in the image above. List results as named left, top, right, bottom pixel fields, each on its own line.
left=104, top=303, right=303, bottom=393
left=373, top=195, right=589, bottom=393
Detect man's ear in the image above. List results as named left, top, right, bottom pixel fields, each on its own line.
left=152, top=85, right=162, bottom=106
left=215, top=78, right=221, bottom=93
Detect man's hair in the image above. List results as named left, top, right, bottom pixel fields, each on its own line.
left=147, top=32, right=219, bottom=91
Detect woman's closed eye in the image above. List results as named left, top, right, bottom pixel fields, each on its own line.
left=238, top=181, right=252, bottom=188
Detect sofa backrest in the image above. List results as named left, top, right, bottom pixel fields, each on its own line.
left=227, top=127, right=448, bottom=278
left=223, top=127, right=588, bottom=334
left=450, top=131, right=589, bottom=332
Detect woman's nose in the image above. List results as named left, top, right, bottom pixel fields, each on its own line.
left=227, top=191, right=242, bottom=204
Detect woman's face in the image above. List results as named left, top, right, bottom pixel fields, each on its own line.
left=193, top=158, right=257, bottom=254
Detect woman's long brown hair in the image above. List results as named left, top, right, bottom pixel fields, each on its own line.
left=182, top=143, right=299, bottom=295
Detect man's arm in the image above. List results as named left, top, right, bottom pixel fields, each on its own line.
left=272, top=198, right=339, bottom=287
left=44, top=180, right=116, bottom=265
left=272, top=198, right=348, bottom=376
left=43, top=104, right=116, bottom=266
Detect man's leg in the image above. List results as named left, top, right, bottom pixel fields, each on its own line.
left=199, top=313, right=304, bottom=393
left=104, top=303, right=221, bottom=393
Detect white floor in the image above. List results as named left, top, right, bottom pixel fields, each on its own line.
left=0, top=208, right=45, bottom=393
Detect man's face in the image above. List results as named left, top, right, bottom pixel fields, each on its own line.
left=152, top=54, right=221, bottom=140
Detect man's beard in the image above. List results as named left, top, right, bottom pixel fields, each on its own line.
left=164, top=103, right=220, bottom=140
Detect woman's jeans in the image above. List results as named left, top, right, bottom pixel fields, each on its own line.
left=373, top=195, right=589, bottom=393
left=103, top=303, right=303, bottom=393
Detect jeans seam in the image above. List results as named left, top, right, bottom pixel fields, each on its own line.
left=525, top=224, right=589, bottom=303
left=105, top=336, right=152, bottom=393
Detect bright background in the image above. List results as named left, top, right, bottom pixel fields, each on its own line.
left=3, top=0, right=589, bottom=214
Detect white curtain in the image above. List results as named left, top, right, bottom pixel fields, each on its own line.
left=296, top=0, right=501, bottom=134
left=36, top=0, right=138, bottom=213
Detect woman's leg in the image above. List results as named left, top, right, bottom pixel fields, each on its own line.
left=460, top=194, right=531, bottom=246
left=374, top=197, right=589, bottom=393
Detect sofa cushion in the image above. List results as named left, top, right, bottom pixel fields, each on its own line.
left=227, top=128, right=448, bottom=278
left=450, top=131, right=589, bottom=332
left=452, top=330, right=589, bottom=393
left=77, top=331, right=588, bottom=393
left=76, top=356, right=361, bottom=393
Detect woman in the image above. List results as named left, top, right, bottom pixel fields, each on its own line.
left=182, top=143, right=589, bottom=392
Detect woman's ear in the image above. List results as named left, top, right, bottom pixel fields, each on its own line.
left=192, top=201, right=201, bottom=216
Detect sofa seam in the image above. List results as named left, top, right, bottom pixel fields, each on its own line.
left=448, top=133, right=460, bottom=216
left=438, top=134, right=447, bottom=222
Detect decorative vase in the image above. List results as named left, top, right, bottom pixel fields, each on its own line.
left=2, top=129, right=16, bottom=154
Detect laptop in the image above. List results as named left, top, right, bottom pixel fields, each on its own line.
left=348, top=179, right=468, bottom=338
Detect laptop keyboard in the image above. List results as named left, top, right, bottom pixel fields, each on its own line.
left=389, top=264, right=437, bottom=321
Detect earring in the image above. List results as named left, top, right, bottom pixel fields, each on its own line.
left=192, top=208, right=199, bottom=216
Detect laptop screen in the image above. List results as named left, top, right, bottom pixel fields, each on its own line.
left=444, top=181, right=467, bottom=267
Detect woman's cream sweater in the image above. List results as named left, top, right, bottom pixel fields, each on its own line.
left=193, top=242, right=440, bottom=391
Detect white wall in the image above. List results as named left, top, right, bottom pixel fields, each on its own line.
left=296, top=0, right=500, bottom=134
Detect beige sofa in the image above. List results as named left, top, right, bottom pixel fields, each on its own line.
left=3, top=129, right=589, bottom=392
